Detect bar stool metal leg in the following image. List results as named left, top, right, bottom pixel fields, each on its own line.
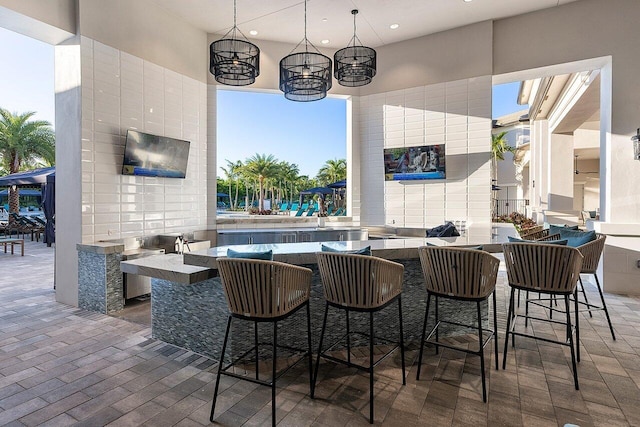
left=306, top=303, right=313, bottom=390
left=346, top=309, right=351, bottom=366
left=369, top=311, right=374, bottom=424
left=503, top=288, right=515, bottom=370
left=255, top=321, right=259, bottom=380
left=271, top=322, right=277, bottom=427
left=477, top=300, right=487, bottom=402
left=210, top=316, right=232, bottom=422
left=311, top=302, right=330, bottom=398
left=493, top=291, right=499, bottom=370
left=594, top=274, right=616, bottom=340
left=398, top=297, right=406, bottom=385
left=434, top=295, right=439, bottom=354
left=416, top=293, right=431, bottom=380
left=564, top=295, right=579, bottom=390
left=578, top=277, right=593, bottom=318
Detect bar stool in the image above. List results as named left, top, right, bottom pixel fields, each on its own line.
left=576, top=233, right=616, bottom=340
left=210, top=258, right=313, bottom=427
left=416, top=246, right=500, bottom=402
left=502, top=243, right=583, bottom=389
left=535, top=232, right=615, bottom=340
left=312, top=252, right=405, bottom=424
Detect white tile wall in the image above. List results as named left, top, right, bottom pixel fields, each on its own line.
left=359, top=76, right=492, bottom=237
left=80, top=37, right=208, bottom=243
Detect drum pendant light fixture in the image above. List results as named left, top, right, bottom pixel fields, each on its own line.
left=334, top=9, right=376, bottom=87
left=279, top=0, right=332, bottom=102
left=210, top=0, right=260, bottom=86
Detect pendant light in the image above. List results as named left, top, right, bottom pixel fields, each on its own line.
left=279, top=0, right=332, bottom=102
left=334, top=9, right=376, bottom=87
left=210, top=0, right=260, bottom=86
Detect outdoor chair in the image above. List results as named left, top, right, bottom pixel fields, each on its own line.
left=519, top=225, right=545, bottom=239
left=331, top=207, right=344, bottom=216
left=306, top=206, right=316, bottom=216
left=210, top=258, right=313, bottom=427
left=312, top=252, right=405, bottom=424
left=502, top=243, right=583, bottom=389
left=277, top=202, right=289, bottom=214
left=416, top=246, right=500, bottom=402
left=537, top=233, right=615, bottom=340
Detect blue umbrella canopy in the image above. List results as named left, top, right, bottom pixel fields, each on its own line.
left=0, top=189, right=41, bottom=196
left=300, top=186, right=334, bottom=195
left=327, top=179, right=346, bottom=189
left=0, top=167, right=55, bottom=185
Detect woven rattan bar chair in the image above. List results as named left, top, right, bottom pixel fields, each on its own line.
left=502, top=243, right=583, bottom=389
left=210, top=258, right=313, bottom=427
left=575, top=234, right=615, bottom=339
left=519, top=225, right=546, bottom=240
left=312, top=252, right=406, bottom=424
left=535, top=233, right=614, bottom=339
left=416, top=246, right=500, bottom=402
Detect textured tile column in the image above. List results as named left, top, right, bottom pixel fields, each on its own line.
left=77, top=242, right=125, bottom=314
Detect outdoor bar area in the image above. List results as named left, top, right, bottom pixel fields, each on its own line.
left=4, top=0, right=640, bottom=426
left=114, top=231, right=514, bottom=361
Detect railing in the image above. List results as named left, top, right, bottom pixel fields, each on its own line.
left=493, top=199, right=529, bottom=218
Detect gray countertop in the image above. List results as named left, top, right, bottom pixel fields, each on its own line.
left=120, top=253, right=216, bottom=285
left=184, top=234, right=506, bottom=270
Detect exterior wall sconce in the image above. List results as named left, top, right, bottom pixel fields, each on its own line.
left=632, top=128, right=640, bottom=160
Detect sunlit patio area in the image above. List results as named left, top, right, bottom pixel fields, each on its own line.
left=1, top=240, right=640, bottom=425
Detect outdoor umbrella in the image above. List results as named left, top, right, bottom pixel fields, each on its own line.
left=42, top=172, right=55, bottom=246
left=327, top=179, right=346, bottom=189
left=0, top=166, right=55, bottom=185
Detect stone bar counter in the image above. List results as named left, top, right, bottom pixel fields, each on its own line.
left=121, top=228, right=516, bottom=362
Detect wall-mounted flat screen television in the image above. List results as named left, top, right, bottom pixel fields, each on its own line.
left=383, top=144, right=445, bottom=181
left=122, top=130, right=190, bottom=178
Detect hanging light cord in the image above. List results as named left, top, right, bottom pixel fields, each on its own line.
left=348, top=10, right=363, bottom=48
left=220, top=0, right=251, bottom=41
left=288, top=0, right=321, bottom=54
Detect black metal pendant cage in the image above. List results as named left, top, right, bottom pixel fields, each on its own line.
left=279, top=52, right=332, bottom=102
left=210, top=38, right=260, bottom=86
left=334, top=45, right=376, bottom=87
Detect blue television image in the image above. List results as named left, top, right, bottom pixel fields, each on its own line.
left=383, top=144, right=445, bottom=181
left=122, top=130, right=190, bottom=178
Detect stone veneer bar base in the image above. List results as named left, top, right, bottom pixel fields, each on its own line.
left=150, top=259, right=488, bottom=362
left=78, top=247, right=124, bottom=314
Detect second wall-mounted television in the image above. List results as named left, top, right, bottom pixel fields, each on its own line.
left=384, top=144, right=445, bottom=181
left=122, top=130, right=190, bottom=178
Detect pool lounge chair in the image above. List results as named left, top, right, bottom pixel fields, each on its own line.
left=331, top=207, right=344, bottom=216
left=277, top=203, right=289, bottom=214
left=306, top=206, right=317, bottom=216
left=294, top=203, right=308, bottom=217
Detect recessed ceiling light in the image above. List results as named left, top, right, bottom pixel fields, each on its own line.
left=249, top=30, right=258, bottom=36
left=321, top=39, right=330, bottom=44
left=322, top=18, right=328, bottom=22
left=463, top=0, right=473, bottom=2
left=389, top=23, right=399, bottom=30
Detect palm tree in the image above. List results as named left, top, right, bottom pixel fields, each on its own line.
left=0, top=109, right=55, bottom=215
left=491, top=131, right=514, bottom=182
left=221, top=159, right=243, bottom=209
left=316, top=158, right=346, bottom=186
left=278, top=161, right=300, bottom=204
left=243, top=154, right=279, bottom=212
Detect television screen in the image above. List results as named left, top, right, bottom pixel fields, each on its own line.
left=122, top=130, right=190, bottom=178
left=384, top=144, right=445, bottom=181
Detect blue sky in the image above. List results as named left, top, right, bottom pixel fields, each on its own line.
left=0, top=27, right=526, bottom=178
left=0, top=27, right=55, bottom=125
left=216, top=90, right=346, bottom=178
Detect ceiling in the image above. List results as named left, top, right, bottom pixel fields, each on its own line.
left=149, top=0, right=581, bottom=48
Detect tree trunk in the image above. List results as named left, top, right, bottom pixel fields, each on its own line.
left=258, top=177, right=264, bottom=211
left=9, top=186, right=19, bottom=216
